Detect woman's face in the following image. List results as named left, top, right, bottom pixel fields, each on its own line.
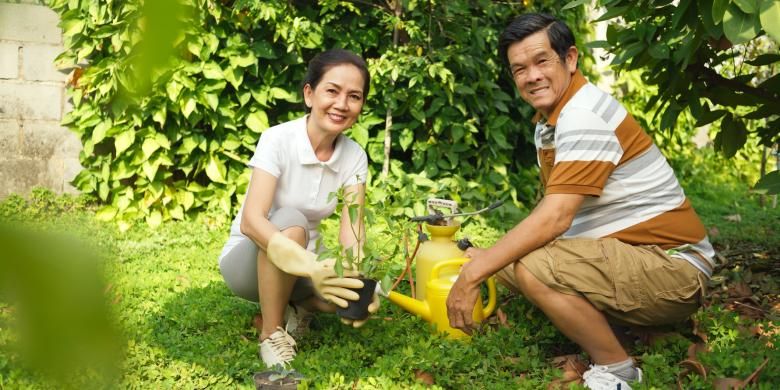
left=303, top=63, right=366, bottom=136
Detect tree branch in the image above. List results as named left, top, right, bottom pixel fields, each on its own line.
left=688, top=63, right=780, bottom=102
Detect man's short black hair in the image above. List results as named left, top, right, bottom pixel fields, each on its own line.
left=498, top=13, right=576, bottom=71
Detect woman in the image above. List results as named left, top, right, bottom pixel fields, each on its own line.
left=218, top=49, right=378, bottom=369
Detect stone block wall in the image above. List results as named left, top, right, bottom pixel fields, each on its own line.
left=0, top=0, right=81, bottom=198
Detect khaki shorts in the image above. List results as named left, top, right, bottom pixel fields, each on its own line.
left=496, top=238, right=707, bottom=327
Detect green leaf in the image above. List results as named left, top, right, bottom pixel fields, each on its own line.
left=348, top=123, right=369, bottom=147
left=733, top=0, right=759, bottom=13
left=224, top=66, right=244, bottom=89
left=648, top=43, right=670, bottom=59
left=584, top=40, right=610, bottom=49
left=202, top=62, right=223, bottom=79
left=270, top=87, right=297, bottom=102
left=205, top=155, right=226, bottom=183
left=61, top=18, right=85, bottom=36
left=181, top=191, right=195, bottom=210
left=142, top=137, right=160, bottom=158
left=166, top=80, right=183, bottom=101
left=713, top=0, right=729, bottom=24
left=717, top=115, right=748, bottom=157
left=142, top=160, right=160, bottom=180
left=202, top=92, right=219, bottom=111
left=595, top=6, right=630, bottom=22
left=230, top=52, right=257, bottom=68
left=170, top=205, right=184, bottom=220
left=399, top=128, right=414, bottom=151
left=746, top=53, right=780, bottom=66
left=114, top=130, right=135, bottom=155
left=252, top=41, right=276, bottom=59
left=700, top=0, right=724, bottom=37
left=92, top=120, right=110, bottom=144
left=753, top=170, right=780, bottom=194
left=95, top=205, right=117, bottom=221
left=695, top=108, right=727, bottom=127
left=758, top=73, right=780, bottom=93
left=152, top=105, right=167, bottom=127
left=146, top=209, right=162, bottom=228
left=182, top=97, right=197, bottom=118
left=187, top=38, right=203, bottom=58
left=760, top=0, right=780, bottom=42
left=245, top=111, right=268, bottom=133
left=561, top=0, right=589, bottom=11
left=723, top=4, right=761, bottom=44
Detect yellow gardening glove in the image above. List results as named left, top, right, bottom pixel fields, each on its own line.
left=267, top=232, right=364, bottom=308
left=310, top=257, right=363, bottom=308
left=340, top=284, right=381, bottom=328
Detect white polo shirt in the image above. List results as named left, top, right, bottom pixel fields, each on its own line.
left=220, top=116, right=368, bottom=261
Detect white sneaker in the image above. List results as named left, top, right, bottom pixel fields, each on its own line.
left=259, top=326, right=297, bottom=368
left=285, top=305, right=314, bottom=338
left=582, top=365, right=642, bottom=390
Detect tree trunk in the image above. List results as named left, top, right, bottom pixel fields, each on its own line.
left=382, top=1, right=402, bottom=177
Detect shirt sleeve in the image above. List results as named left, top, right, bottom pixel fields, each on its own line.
left=546, top=108, right=623, bottom=196
left=343, top=143, right=368, bottom=187
left=248, top=129, right=282, bottom=177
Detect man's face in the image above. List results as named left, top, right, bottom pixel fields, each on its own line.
left=507, top=30, right=578, bottom=119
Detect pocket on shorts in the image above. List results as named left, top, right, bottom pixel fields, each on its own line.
left=647, top=257, right=703, bottom=304
left=549, top=239, right=639, bottom=311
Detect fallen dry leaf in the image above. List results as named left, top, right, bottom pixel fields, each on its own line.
left=414, top=369, right=435, bottom=385
left=712, top=377, right=744, bottom=389
left=728, top=282, right=752, bottom=299
left=680, top=359, right=707, bottom=378
left=547, top=354, right=588, bottom=389
left=691, top=318, right=709, bottom=343
left=687, top=342, right=709, bottom=360
left=708, top=226, right=720, bottom=238
left=724, top=214, right=742, bottom=223
left=711, top=357, right=768, bottom=389
left=496, top=307, right=509, bottom=327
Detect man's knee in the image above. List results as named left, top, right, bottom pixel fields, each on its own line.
left=514, top=264, right=546, bottom=302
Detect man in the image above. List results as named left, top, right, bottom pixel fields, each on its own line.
left=446, top=13, right=715, bottom=390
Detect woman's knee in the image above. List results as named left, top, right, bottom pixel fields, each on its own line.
left=280, top=225, right=306, bottom=246
left=269, top=207, right=309, bottom=247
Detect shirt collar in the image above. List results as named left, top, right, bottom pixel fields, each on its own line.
left=295, top=115, right=343, bottom=172
left=531, top=69, right=588, bottom=126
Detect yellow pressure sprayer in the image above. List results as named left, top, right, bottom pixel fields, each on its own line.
left=385, top=199, right=503, bottom=339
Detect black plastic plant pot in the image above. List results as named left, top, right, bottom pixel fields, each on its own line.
left=337, top=278, right=377, bottom=320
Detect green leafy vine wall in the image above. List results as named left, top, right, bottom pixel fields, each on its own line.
left=47, top=0, right=589, bottom=229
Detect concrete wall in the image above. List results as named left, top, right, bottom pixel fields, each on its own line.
left=0, top=0, right=81, bottom=198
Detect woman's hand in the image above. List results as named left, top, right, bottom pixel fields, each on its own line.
left=340, top=289, right=380, bottom=328
left=310, top=257, right=364, bottom=308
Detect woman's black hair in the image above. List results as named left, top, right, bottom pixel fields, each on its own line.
left=498, top=13, right=576, bottom=71
left=302, top=49, right=370, bottom=113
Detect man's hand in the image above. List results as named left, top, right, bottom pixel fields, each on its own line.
left=446, top=251, right=483, bottom=335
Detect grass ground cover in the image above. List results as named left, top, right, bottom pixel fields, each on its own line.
left=1, top=150, right=779, bottom=389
